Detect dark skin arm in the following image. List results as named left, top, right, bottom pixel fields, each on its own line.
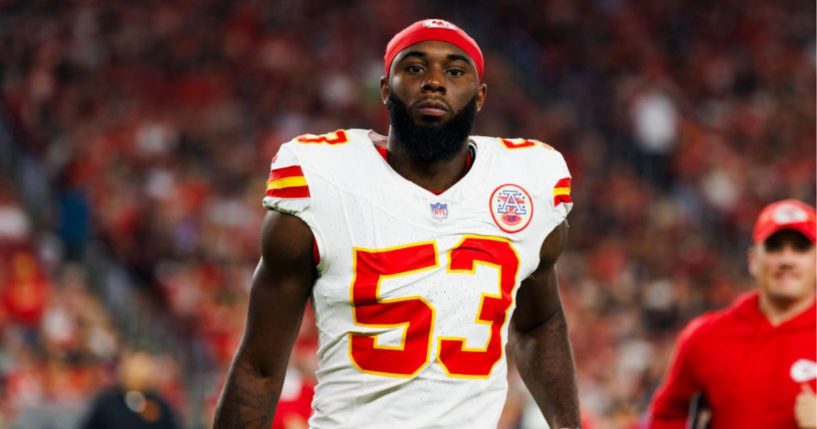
left=213, top=211, right=316, bottom=429
left=510, top=221, right=581, bottom=428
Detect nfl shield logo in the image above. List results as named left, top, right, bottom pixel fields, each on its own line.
left=430, top=202, right=448, bottom=220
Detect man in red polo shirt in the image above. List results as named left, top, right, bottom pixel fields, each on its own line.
left=648, top=199, right=817, bottom=428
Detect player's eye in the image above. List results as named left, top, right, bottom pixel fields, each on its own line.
left=406, top=65, right=425, bottom=74
left=446, top=68, right=465, bottom=77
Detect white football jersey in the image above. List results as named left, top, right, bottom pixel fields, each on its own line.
left=263, top=129, right=572, bottom=429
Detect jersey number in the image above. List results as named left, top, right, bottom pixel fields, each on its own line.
left=295, top=130, right=349, bottom=145
left=500, top=138, right=554, bottom=151
left=349, top=237, right=519, bottom=378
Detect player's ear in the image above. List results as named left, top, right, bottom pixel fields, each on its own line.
left=747, top=246, right=759, bottom=277
left=380, top=76, right=390, bottom=105
left=476, top=83, right=487, bottom=112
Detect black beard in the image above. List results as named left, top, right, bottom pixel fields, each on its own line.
left=386, top=92, right=477, bottom=162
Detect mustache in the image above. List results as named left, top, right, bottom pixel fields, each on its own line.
left=411, top=97, right=452, bottom=112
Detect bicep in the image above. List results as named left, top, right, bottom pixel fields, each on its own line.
left=512, top=221, right=568, bottom=333
left=238, top=210, right=317, bottom=370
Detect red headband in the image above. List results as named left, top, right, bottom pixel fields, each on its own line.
left=384, top=19, right=484, bottom=80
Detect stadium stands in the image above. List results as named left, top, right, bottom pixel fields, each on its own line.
left=0, top=1, right=813, bottom=427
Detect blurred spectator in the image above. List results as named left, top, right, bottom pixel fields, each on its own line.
left=1, top=248, right=48, bottom=332
left=0, top=183, right=30, bottom=242
left=648, top=200, right=816, bottom=428
left=2, top=263, right=120, bottom=428
left=82, top=350, right=180, bottom=429
left=55, top=163, right=92, bottom=261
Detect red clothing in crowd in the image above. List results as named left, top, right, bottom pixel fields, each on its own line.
left=0, top=250, right=48, bottom=327
left=270, top=369, right=314, bottom=429
left=648, top=291, right=817, bottom=429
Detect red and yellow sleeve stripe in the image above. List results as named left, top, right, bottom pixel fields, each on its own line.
left=266, top=165, right=310, bottom=198
left=553, top=177, right=572, bottom=206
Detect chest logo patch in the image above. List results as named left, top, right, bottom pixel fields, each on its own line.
left=430, top=202, right=448, bottom=220
left=489, top=184, right=533, bottom=233
left=790, top=359, right=817, bottom=383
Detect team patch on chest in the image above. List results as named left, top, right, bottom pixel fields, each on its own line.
left=489, top=184, right=533, bottom=233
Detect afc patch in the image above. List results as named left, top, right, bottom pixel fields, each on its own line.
left=489, top=184, right=533, bottom=233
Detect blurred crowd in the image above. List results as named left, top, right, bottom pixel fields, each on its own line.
left=0, top=0, right=814, bottom=428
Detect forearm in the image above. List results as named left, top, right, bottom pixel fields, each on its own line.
left=511, top=309, right=580, bottom=429
left=214, top=350, right=285, bottom=429
left=213, top=212, right=315, bottom=428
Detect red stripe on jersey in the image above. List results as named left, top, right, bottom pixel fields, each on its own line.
left=268, top=165, right=305, bottom=181
left=375, top=144, right=388, bottom=160
left=266, top=186, right=310, bottom=199
left=555, top=177, right=571, bottom=188
left=554, top=194, right=572, bottom=206
left=554, top=177, right=572, bottom=206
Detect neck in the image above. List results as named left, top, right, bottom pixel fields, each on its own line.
left=386, top=131, right=471, bottom=193
left=758, top=292, right=815, bottom=326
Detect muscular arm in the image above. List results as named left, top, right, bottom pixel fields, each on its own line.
left=213, top=211, right=316, bottom=429
left=509, top=221, right=581, bottom=429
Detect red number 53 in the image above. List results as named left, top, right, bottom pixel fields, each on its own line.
left=349, top=236, right=520, bottom=378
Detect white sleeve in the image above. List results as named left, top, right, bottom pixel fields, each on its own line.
left=262, top=142, right=312, bottom=215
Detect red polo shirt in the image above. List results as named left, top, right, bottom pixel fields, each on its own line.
left=648, top=291, right=816, bottom=429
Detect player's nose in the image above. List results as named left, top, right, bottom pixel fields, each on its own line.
left=421, top=68, right=446, bottom=94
